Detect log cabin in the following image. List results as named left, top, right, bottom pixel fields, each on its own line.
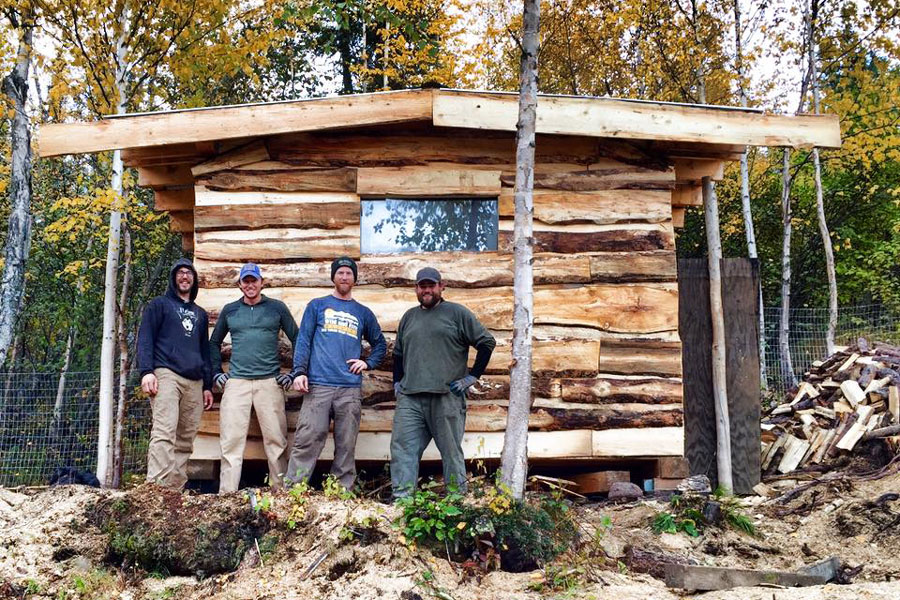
left=38, top=89, right=841, bottom=480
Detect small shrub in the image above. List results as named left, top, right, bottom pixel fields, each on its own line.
left=323, top=475, right=355, bottom=500
left=396, top=482, right=465, bottom=544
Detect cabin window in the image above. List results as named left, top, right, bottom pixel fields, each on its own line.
left=360, top=198, right=499, bottom=254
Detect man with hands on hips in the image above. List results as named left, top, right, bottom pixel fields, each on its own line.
left=137, top=258, right=214, bottom=489
left=209, top=263, right=298, bottom=492
left=286, top=257, right=386, bottom=490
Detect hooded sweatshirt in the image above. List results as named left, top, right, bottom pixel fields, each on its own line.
left=137, top=259, right=212, bottom=390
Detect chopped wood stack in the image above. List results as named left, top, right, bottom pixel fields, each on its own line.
left=761, top=340, right=900, bottom=475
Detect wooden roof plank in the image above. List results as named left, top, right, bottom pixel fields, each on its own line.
left=432, top=91, right=841, bottom=149
left=38, top=90, right=435, bottom=157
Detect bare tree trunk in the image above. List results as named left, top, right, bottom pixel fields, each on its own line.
left=779, top=149, right=797, bottom=387
left=97, top=23, right=129, bottom=486
left=703, top=177, right=733, bottom=492
left=500, top=0, right=539, bottom=500
left=733, top=0, right=768, bottom=392
left=806, top=1, right=837, bottom=355
left=0, top=11, right=34, bottom=367
left=112, top=226, right=133, bottom=489
left=53, top=324, right=76, bottom=432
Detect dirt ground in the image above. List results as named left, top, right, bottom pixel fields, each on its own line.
left=2, top=468, right=900, bottom=600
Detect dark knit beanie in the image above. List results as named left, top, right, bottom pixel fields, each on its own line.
left=331, top=256, right=358, bottom=282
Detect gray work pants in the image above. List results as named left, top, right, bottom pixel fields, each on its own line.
left=390, top=391, right=467, bottom=498
left=285, top=385, right=362, bottom=490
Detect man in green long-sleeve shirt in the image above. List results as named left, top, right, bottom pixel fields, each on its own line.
left=210, top=263, right=299, bottom=492
left=390, top=267, right=495, bottom=498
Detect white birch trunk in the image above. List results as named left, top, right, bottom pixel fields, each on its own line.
left=53, top=324, right=76, bottom=431
left=499, top=0, right=539, bottom=500
left=97, top=22, right=129, bottom=486
left=806, top=4, right=837, bottom=355
left=112, top=226, right=133, bottom=489
left=0, top=14, right=34, bottom=367
left=703, top=177, right=733, bottom=492
left=733, top=0, right=767, bottom=391
left=779, top=149, right=797, bottom=387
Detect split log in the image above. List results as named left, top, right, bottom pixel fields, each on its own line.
left=498, top=189, right=671, bottom=225
left=199, top=283, right=680, bottom=335
left=194, top=202, right=358, bottom=231
left=356, top=166, right=501, bottom=197
left=194, top=227, right=361, bottom=261
left=194, top=187, right=358, bottom=207
left=153, top=188, right=194, bottom=211
left=671, top=184, right=702, bottom=207
left=167, top=211, right=194, bottom=233
left=137, top=165, right=194, bottom=188
left=192, top=140, right=270, bottom=176
left=500, top=165, right=674, bottom=191
left=499, top=226, right=674, bottom=253
left=557, top=376, right=682, bottom=404
left=197, top=167, right=357, bottom=192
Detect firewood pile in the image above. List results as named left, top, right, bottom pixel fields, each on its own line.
left=761, top=339, right=900, bottom=476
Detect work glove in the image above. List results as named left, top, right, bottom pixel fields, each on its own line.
left=449, top=375, right=478, bottom=397
left=393, top=382, right=402, bottom=397
left=275, top=373, right=293, bottom=390
left=214, top=372, right=230, bottom=390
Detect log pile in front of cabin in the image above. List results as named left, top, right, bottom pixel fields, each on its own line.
left=761, top=340, right=900, bottom=476
left=130, top=125, right=693, bottom=461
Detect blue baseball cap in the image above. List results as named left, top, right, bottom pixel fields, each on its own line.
left=238, top=263, right=262, bottom=281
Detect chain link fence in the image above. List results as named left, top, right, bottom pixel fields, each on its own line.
left=0, top=370, right=150, bottom=486
left=763, top=304, right=900, bottom=396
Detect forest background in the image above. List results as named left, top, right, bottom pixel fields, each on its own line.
left=0, top=0, right=898, bottom=389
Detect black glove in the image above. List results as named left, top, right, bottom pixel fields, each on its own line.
left=214, top=372, right=230, bottom=390
left=449, top=375, right=477, bottom=397
left=275, top=373, right=293, bottom=390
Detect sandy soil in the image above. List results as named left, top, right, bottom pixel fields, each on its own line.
left=2, top=469, right=900, bottom=600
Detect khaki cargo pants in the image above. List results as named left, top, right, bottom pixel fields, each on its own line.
left=285, top=385, right=362, bottom=490
left=218, top=377, right=287, bottom=492
left=146, top=368, right=204, bottom=489
left=390, top=391, right=467, bottom=498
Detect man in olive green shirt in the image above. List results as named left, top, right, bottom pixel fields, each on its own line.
left=390, top=267, right=495, bottom=498
left=210, top=263, right=299, bottom=492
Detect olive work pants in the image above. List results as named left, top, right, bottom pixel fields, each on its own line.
left=390, top=391, right=467, bottom=498
left=146, top=368, right=204, bottom=489
left=218, top=377, right=288, bottom=493
left=285, top=385, right=362, bottom=490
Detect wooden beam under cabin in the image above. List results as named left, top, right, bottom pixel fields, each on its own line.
left=672, top=184, right=702, bottom=207
left=167, top=211, right=194, bottom=233
left=153, top=188, right=195, bottom=211
left=137, top=165, right=194, bottom=188
left=673, top=158, right=725, bottom=183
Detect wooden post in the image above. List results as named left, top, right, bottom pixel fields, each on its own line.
left=703, top=176, right=733, bottom=492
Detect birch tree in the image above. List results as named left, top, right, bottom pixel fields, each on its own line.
left=0, top=4, right=35, bottom=367
left=499, top=0, right=538, bottom=500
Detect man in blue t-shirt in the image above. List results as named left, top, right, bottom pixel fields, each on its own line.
left=286, top=257, right=386, bottom=489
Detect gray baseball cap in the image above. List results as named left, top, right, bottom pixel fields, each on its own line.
left=415, top=267, right=442, bottom=284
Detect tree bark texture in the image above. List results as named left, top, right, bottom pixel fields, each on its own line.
left=733, top=0, right=767, bottom=391
left=500, top=0, right=539, bottom=500
left=97, top=26, right=129, bottom=485
left=113, top=225, right=133, bottom=489
left=702, top=177, right=733, bottom=492
left=0, top=16, right=34, bottom=368
left=779, top=149, right=797, bottom=387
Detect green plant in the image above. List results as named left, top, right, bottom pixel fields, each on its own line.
left=396, top=483, right=464, bottom=544
left=24, top=579, right=41, bottom=594
left=323, top=474, right=355, bottom=500
left=652, top=511, right=699, bottom=537
left=711, top=487, right=758, bottom=537
left=286, top=481, right=311, bottom=530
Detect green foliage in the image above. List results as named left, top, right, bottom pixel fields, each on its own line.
left=396, top=482, right=465, bottom=544
left=323, top=474, right=355, bottom=500
left=653, top=491, right=757, bottom=539
left=651, top=511, right=699, bottom=537
left=286, top=480, right=311, bottom=530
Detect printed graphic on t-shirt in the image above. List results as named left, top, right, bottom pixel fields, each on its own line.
left=322, top=307, right=359, bottom=339
left=177, top=307, right=197, bottom=336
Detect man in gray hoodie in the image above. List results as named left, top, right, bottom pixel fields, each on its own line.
left=137, top=259, right=214, bottom=488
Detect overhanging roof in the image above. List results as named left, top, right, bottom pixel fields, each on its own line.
left=37, top=88, right=841, bottom=158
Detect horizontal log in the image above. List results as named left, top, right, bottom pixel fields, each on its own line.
left=557, top=376, right=682, bottom=404
left=500, top=226, right=675, bottom=253
left=137, top=164, right=194, bottom=188
left=500, top=165, right=674, bottom=191
left=191, top=140, right=270, bottom=177
left=589, top=251, right=677, bottom=282
left=599, top=340, right=683, bottom=377
left=195, top=187, right=359, bottom=207
left=197, top=167, right=357, bottom=192
left=498, top=189, right=671, bottom=225
left=268, top=131, right=606, bottom=167
left=199, top=283, right=679, bottom=334
left=673, top=158, right=725, bottom=183
left=194, top=227, right=361, bottom=261
left=121, top=142, right=210, bottom=167
left=154, top=188, right=194, bottom=211
left=672, top=184, right=702, bottom=207
left=194, top=202, right=358, bottom=231
left=356, top=166, right=502, bottom=197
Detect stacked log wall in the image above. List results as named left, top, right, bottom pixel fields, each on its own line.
left=186, top=128, right=684, bottom=460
